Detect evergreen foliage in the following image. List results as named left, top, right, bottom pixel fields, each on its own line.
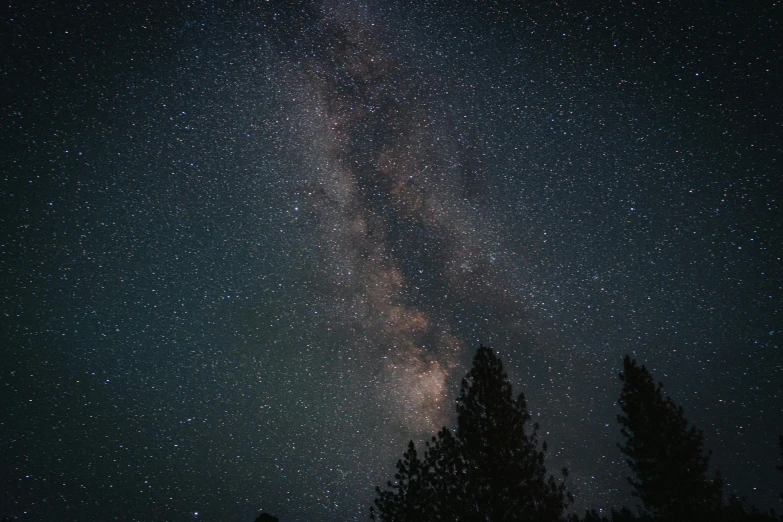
left=372, top=345, right=570, bottom=522
left=371, top=441, right=430, bottom=522
left=371, top=350, right=781, bottom=522
left=617, top=356, right=722, bottom=521
left=456, top=345, right=571, bottom=522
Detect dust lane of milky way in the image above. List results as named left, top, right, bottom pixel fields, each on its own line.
left=283, top=4, right=555, bottom=435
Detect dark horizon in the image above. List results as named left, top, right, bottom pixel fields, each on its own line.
left=2, top=1, right=780, bottom=520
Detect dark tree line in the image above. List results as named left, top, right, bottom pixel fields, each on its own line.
left=372, top=347, right=782, bottom=522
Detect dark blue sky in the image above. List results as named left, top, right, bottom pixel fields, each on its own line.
left=2, top=1, right=780, bottom=520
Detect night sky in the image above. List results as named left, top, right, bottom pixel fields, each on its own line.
left=1, top=1, right=780, bottom=521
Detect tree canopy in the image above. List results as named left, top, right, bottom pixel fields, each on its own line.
left=617, top=356, right=723, bottom=521
left=372, top=345, right=570, bottom=522
left=370, top=349, right=780, bottom=522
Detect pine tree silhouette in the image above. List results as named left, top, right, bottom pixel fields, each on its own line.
left=422, top=427, right=464, bottom=521
left=456, top=345, right=570, bottom=522
left=371, top=441, right=431, bottom=522
left=617, top=355, right=722, bottom=521
left=372, top=345, right=570, bottom=522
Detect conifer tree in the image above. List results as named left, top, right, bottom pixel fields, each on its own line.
left=617, top=356, right=722, bottom=521
left=372, top=345, right=570, bottom=522
left=371, top=441, right=430, bottom=522
left=457, top=345, right=570, bottom=522
left=422, top=427, right=464, bottom=521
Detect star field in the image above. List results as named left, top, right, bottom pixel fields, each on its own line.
left=1, top=1, right=780, bottom=521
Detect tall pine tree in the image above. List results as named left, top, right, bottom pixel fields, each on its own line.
left=617, top=356, right=722, bottom=521
left=422, top=427, right=464, bottom=521
left=457, top=345, right=570, bottom=522
left=372, top=345, right=570, bottom=522
left=371, top=441, right=430, bottom=522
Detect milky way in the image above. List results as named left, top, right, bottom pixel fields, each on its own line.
left=2, top=1, right=780, bottom=521
left=285, top=3, right=572, bottom=436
